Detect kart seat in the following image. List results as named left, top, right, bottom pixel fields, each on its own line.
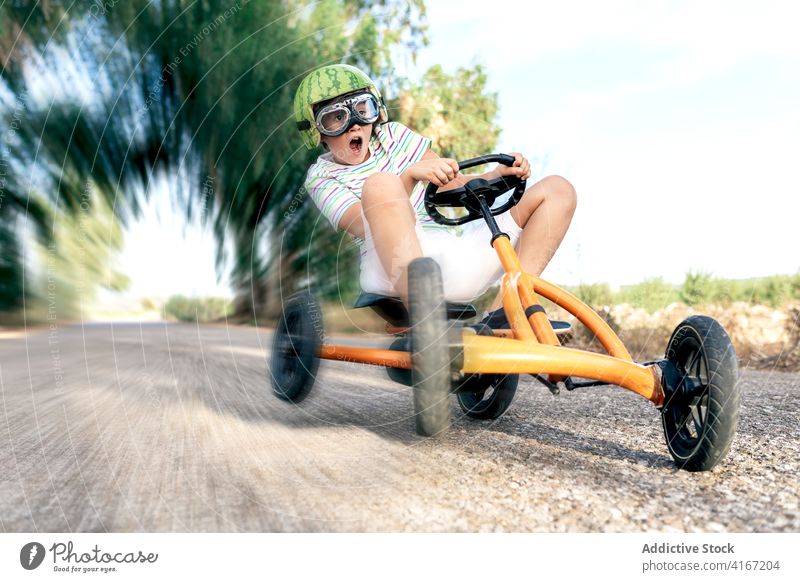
left=353, top=292, right=477, bottom=327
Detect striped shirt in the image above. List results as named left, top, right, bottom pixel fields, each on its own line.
left=304, top=121, right=449, bottom=234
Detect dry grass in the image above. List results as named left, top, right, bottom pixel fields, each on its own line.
left=751, top=305, right=800, bottom=371
left=320, top=300, right=800, bottom=371
left=556, top=302, right=799, bottom=370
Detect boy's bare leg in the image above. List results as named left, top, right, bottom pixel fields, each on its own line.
left=361, top=172, right=423, bottom=303
left=487, top=175, right=577, bottom=311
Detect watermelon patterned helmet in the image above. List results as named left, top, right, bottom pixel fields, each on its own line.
left=294, top=64, right=389, bottom=149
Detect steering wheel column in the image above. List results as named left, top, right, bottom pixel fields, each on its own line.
left=462, top=179, right=514, bottom=245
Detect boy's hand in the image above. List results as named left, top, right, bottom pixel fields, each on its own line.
left=496, top=152, right=531, bottom=180
left=407, top=157, right=460, bottom=187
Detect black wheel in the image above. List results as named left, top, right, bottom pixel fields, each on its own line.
left=662, top=315, right=740, bottom=471
left=455, top=324, right=519, bottom=419
left=270, top=290, right=323, bottom=403
left=457, top=375, right=519, bottom=419
left=408, top=257, right=451, bottom=436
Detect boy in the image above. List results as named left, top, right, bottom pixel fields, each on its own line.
left=294, top=64, right=576, bottom=326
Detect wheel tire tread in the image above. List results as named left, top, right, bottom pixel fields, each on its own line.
left=663, top=315, right=740, bottom=472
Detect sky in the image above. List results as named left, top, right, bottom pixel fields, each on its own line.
left=120, top=199, right=232, bottom=299
left=119, top=0, right=800, bottom=298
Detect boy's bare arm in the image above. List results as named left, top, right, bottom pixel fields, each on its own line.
left=336, top=148, right=529, bottom=240
left=419, top=149, right=520, bottom=192
left=338, top=203, right=366, bottom=240
left=400, top=149, right=459, bottom=194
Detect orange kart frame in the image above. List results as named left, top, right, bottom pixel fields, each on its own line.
left=272, top=152, right=739, bottom=472
left=318, top=234, right=665, bottom=408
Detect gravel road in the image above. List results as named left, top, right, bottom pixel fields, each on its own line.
left=1, top=322, right=797, bottom=532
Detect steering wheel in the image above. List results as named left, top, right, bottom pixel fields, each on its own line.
left=424, top=154, right=526, bottom=226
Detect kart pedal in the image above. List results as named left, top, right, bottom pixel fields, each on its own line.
left=551, top=320, right=572, bottom=336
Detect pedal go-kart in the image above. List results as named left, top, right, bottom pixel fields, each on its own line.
left=270, top=154, right=741, bottom=472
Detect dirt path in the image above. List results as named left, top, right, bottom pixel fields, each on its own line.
left=1, top=323, right=797, bottom=532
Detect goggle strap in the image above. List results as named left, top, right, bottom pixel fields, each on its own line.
left=296, top=120, right=311, bottom=130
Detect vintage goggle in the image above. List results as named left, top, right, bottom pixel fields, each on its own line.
left=314, top=92, right=380, bottom=137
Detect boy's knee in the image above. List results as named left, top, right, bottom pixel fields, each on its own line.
left=362, top=172, right=407, bottom=207
left=543, top=175, right=577, bottom=211
left=363, top=171, right=402, bottom=193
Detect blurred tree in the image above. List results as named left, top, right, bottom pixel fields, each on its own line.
left=0, top=218, right=24, bottom=318
left=1, top=2, right=504, bottom=322
left=0, top=0, right=429, bottom=320
left=1, top=84, right=44, bottom=318
left=35, top=188, right=131, bottom=319
left=163, top=295, right=232, bottom=322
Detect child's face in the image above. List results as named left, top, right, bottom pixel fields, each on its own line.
left=315, top=90, right=375, bottom=165
left=320, top=122, right=373, bottom=165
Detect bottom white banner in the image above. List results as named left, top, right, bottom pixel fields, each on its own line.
left=1, top=533, right=797, bottom=581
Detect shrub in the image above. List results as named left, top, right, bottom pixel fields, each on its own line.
left=680, top=271, right=714, bottom=306
left=732, top=274, right=799, bottom=307
left=571, top=282, right=614, bottom=309
left=163, top=295, right=232, bottom=322
left=761, top=276, right=794, bottom=307
left=618, top=278, right=678, bottom=312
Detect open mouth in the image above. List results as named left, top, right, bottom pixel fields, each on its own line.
left=349, top=135, right=363, bottom=155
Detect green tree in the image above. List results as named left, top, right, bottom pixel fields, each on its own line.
left=391, top=64, right=500, bottom=160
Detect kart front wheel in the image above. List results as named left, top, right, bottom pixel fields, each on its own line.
left=408, top=257, right=451, bottom=436
left=270, top=290, right=323, bottom=403
left=661, top=315, right=740, bottom=471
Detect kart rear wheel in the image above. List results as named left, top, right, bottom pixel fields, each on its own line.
left=662, top=315, right=740, bottom=471
left=456, top=324, right=519, bottom=419
left=457, top=374, right=519, bottom=419
left=408, top=257, right=451, bottom=436
left=270, top=290, right=323, bottom=403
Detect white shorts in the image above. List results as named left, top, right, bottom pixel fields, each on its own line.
left=359, top=211, right=523, bottom=303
